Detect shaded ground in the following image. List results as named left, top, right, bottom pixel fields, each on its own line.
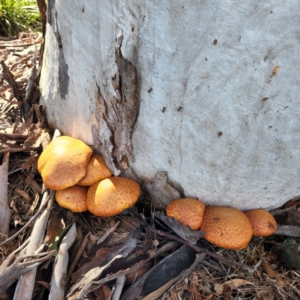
left=1, top=33, right=300, bottom=300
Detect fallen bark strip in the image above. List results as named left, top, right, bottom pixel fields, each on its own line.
left=0, top=152, right=11, bottom=236
left=70, top=241, right=178, bottom=300
left=49, top=223, right=77, bottom=300
left=68, top=238, right=138, bottom=300
left=145, top=252, right=206, bottom=300
left=146, top=226, right=255, bottom=273
left=112, top=275, right=126, bottom=300
left=13, top=190, right=54, bottom=300
left=0, top=238, right=55, bottom=294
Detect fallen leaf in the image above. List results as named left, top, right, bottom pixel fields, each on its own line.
left=45, top=212, right=65, bottom=245
left=14, top=187, right=31, bottom=201
left=215, top=279, right=255, bottom=295
left=93, top=284, right=112, bottom=300
left=262, top=260, right=282, bottom=282
left=36, top=280, right=51, bottom=291
left=155, top=211, right=204, bottom=245
left=142, top=272, right=182, bottom=300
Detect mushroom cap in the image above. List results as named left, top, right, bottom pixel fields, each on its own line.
left=200, top=206, right=253, bottom=250
left=166, top=198, right=206, bottom=230
left=244, top=209, right=277, bottom=237
left=77, top=154, right=112, bottom=186
left=87, top=177, right=141, bottom=217
left=55, top=185, right=88, bottom=213
left=38, top=136, right=93, bottom=190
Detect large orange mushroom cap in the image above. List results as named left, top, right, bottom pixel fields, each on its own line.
left=77, top=154, right=112, bottom=186
left=38, top=136, right=93, bottom=190
left=244, top=209, right=277, bottom=237
left=200, top=206, right=253, bottom=250
left=166, top=198, right=206, bottom=230
left=87, top=177, right=141, bottom=217
left=55, top=185, right=88, bottom=213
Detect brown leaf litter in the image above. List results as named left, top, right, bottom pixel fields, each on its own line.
left=1, top=32, right=300, bottom=300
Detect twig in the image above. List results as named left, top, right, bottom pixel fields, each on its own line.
left=0, top=60, right=24, bottom=102
left=49, top=223, right=77, bottom=300
left=23, top=45, right=37, bottom=116
left=146, top=226, right=255, bottom=273
left=0, top=152, right=11, bottom=235
left=97, top=221, right=120, bottom=244
left=112, top=275, right=126, bottom=300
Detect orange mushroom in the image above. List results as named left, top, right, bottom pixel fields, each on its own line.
left=87, top=177, right=140, bottom=217
left=200, top=206, right=253, bottom=250
left=244, top=209, right=277, bottom=237
left=166, top=198, right=206, bottom=230
left=55, top=185, right=88, bottom=213
left=77, top=154, right=112, bottom=186
left=38, top=136, right=92, bottom=190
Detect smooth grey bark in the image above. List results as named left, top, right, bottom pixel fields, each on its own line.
left=40, top=0, right=300, bottom=210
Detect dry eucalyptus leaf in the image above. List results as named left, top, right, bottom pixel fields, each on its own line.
left=154, top=211, right=205, bottom=245
left=215, top=279, right=254, bottom=295
left=45, top=212, right=65, bottom=245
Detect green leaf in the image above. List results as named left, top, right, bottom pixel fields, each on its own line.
left=49, top=224, right=73, bottom=258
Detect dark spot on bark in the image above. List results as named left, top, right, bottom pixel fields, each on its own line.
left=268, top=221, right=276, bottom=229
left=47, top=0, right=55, bottom=25
left=262, top=97, right=269, bottom=101
left=56, top=31, right=69, bottom=99
left=213, top=39, right=217, bottom=45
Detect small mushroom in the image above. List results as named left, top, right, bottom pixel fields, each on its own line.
left=244, top=209, right=277, bottom=237
left=166, top=198, right=206, bottom=230
left=77, top=154, right=112, bottom=186
left=200, top=206, right=253, bottom=250
left=38, top=136, right=92, bottom=190
left=87, top=177, right=141, bottom=217
left=55, top=185, right=88, bottom=213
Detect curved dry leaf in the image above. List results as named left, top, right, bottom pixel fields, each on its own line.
left=215, top=279, right=255, bottom=295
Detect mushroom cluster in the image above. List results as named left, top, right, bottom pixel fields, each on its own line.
left=38, top=136, right=277, bottom=249
left=166, top=199, right=277, bottom=250
left=38, top=136, right=140, bottom=216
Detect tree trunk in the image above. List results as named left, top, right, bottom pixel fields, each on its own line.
left=40, top=0, right=300, bottom=210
